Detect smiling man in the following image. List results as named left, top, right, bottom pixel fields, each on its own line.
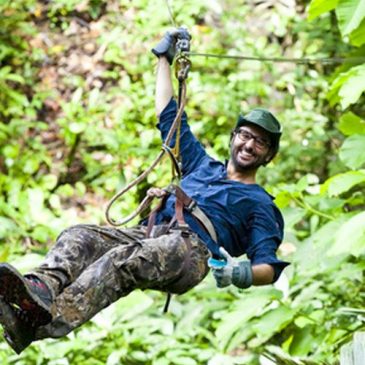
left=228, top=110, right=281, bottom=182
left=0, top=28, right=288, bottom=354
left=154, top=40, right=288, bottom=286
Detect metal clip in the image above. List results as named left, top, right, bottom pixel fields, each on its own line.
left=174, top=29, right=191, bottom=81
left=175, top=55, right=191, bottom=81
left=176, top=38, right=190, bottom=53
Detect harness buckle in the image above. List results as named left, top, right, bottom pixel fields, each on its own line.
left=185, top=200, right=196, bottom=213
left=172, top=223, right=190, bottom=237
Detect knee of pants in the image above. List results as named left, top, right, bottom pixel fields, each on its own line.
left=56, top=224, right=93, bottom=241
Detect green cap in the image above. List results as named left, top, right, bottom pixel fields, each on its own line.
left=236, top=108, right=282, bottom=135
left=236, top=108, right=282, bottom=161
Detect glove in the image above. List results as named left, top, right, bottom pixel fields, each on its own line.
left=208, top=247, right=253, bottom=289
left=152, top=27, right=191, bottom=65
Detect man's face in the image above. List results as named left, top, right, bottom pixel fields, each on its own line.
left=229, top=124, right=272, bottom=172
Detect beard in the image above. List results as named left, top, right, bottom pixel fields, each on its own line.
left=230, top=144, right=269, bottom=173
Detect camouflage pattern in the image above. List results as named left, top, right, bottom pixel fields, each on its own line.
left=29, top=224, right=210, bottom=339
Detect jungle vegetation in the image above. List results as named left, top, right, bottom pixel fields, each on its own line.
left=0, top=0, right=365, bottom=364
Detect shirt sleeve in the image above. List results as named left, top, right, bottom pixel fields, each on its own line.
left=158, top=98, right=207, bottom=176
left=246, top=204, right=290, bottom=282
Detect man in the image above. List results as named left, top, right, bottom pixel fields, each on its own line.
left=0, top=28, right=288, bottom=354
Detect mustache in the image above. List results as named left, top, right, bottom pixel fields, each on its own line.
left=238, top=147, right=256, bottom=157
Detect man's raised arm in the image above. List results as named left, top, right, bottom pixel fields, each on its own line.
left=152, top=28, right=191, bottom=117
left=155, top=57, right=173, bottom=118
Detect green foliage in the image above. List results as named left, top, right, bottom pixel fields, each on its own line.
left=327, top=64, right=365, bottom=108
left=0, top=0, right=364, bottom=364
left=308, top=0, right=339, bottom=21
left=336, top=0, right=365, bottom=37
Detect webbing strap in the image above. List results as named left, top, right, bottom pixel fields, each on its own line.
left=169, top=185, right=218, bottom=242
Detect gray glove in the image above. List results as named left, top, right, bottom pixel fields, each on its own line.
left=208, top=247, right=253, bottom=289
left=152, top=27, right=191, bottom=65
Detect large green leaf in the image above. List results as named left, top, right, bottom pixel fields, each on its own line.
left=328, top=211, right=365, bottom=256
left=339, top=134, right=365, bottom=169
left=322, top=170, right=365, bottom=196
left=349, top=17, right=365, bottom=45
left=308, top=0, right=339, bottom=20
left=215, top=288, right=281, bottom=350
left=328, top=64, right=365, bottom=109
left=336, top=0, right=365, bottom=36
left=249, top=305, right=296, bottom=346
left=338, top=112, right=365, bottom=135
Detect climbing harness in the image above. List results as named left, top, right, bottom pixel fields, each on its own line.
left=145, top=184, right=217, bottom=313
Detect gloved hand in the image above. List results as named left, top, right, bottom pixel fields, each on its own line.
left=208, top=247, right=253, bottom=289
left=152, top=27, right=191, bottom=65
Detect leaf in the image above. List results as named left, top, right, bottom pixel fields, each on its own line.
left=71, top=87, right=83, bottom=104
left=69, top=122, right=86, bottom=134
left=322, top=170, right=365, bottom=196
left=281, top=207, right=306, bottom=229
left=0, top=216, right=17, bottom=239
left=4, top=73, right=25, bottom=84
left=215, top=288, right=281, bottom=350
left=349, top=16, right=365, bottom=45
left=336, top=0, right=365, bottom=36
left=289, top=326, right=318, bottom=356
left=171, top=357, right=197, bottom=365
left=250, top=306, right=296, bottom=343
left=328, top=64, right=365, bottom=108
left=338, top=67, right=365, bottom=108
left=308, top=0, right=339, bottom=21
left=339, top=134, right=365, bottom=169
left=328, top=211, right=365, bottom=256
left=338, top=112, right=365, bottom=135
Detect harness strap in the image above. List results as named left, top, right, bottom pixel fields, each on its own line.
left=145, top=195, right=168, bottom=238
left=167, top=184, right=218, bottom=242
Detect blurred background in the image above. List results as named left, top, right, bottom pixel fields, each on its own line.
left=0, top=0, right=364, bottom=364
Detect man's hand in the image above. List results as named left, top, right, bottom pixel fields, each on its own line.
left=152, top=27, right=191, bottom=65
left=208, top=247, right=253, bottom=289
left=146, top=187, right=167, bottom=199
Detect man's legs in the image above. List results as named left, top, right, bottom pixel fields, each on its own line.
left=30, top=224, right=147, bottom=298
left=0, top=224, right=210, bottom=350
left=36, top=228, right=210, bottom=339
left=0, top=224, right=146, bottom=351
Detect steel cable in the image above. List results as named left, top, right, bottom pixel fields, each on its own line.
left=186, top=51, right=365, bottom=64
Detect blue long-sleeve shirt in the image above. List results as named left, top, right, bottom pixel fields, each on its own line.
left=151, top=99, right=289, bottom=281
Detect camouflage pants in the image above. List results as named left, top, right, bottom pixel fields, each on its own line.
left=30, top=224, right=210, bottom=339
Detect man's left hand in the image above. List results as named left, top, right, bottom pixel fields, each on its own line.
left=208, top=247, right=253, bottom=289
left=152, top=27, right=191, bottom=65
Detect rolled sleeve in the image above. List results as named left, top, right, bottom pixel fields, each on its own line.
left=246, top=205, right=290, bottom=282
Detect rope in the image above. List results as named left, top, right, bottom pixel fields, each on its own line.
left=105, top=82, right=187, bottom=226
left=186, top=51, right=365, bottom=65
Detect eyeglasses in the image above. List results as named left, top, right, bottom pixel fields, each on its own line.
left=235, top=129, right=271, bottom=150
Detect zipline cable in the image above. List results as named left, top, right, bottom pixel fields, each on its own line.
left=164, top=0, right=177, bottom=27
left=186, top=51, right=365, bottom=65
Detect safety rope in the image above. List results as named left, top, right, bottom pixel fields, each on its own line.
left=105, top=60, right=189, bottom=226
left=186, top=51, right=365, bottom=65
